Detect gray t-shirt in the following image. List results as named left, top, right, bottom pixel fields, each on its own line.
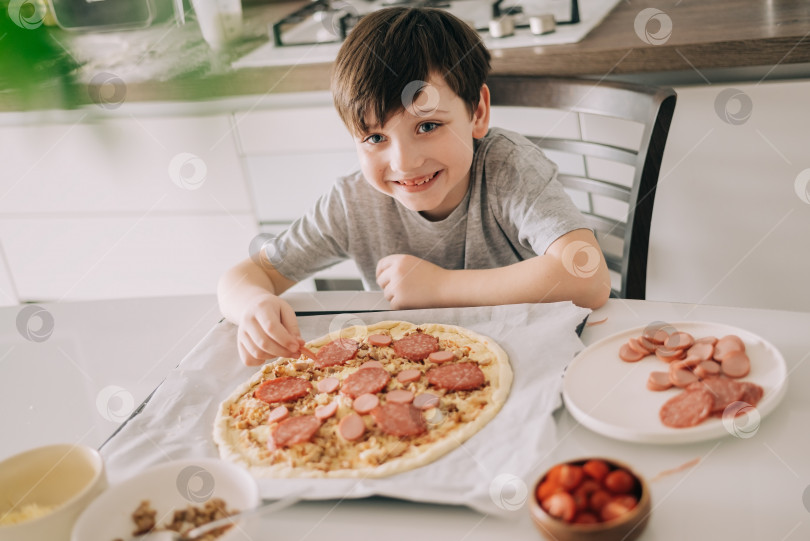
left=269, top=127, right=588, bottom=289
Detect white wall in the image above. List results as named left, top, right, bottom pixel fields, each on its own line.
left=647, top=79, right=810, bottom=312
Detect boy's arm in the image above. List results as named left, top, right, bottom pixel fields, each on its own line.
left=217, top=256, right=304, bottom=365
left=376, top=228, right=611, bottom=310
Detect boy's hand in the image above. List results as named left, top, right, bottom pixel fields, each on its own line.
left=376, top=254, right=447, bottom=309
left=236, top=293, right=304, bottom=366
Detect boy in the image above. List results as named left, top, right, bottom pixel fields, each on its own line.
left=218, top=7, right=611, bottom=366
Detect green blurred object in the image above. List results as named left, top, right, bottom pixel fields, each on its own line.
left=1, top=0, right=79, bottom=109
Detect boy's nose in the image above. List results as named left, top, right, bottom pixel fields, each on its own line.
left=389, top=140, right=425, bottom=173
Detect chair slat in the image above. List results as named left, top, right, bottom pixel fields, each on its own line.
left=557, top=175, right=632, bottom=202
left=526, top=137, right=638, bottom=166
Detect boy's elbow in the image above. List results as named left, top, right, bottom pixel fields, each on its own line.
left=572, top=266, right=611, bottom=310
left=578, top=278, right=611, bottom=310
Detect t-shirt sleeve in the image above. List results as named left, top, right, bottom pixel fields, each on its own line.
left=266, top=181, right=351, bottom=283
left=489, top=142, right=590, bottom=256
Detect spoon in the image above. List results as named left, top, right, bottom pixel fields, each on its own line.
left=126, top=493, right=300, bottom=541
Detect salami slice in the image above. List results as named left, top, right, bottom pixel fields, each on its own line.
left=739, top=381, right=764, bottom=406
left=369, top=403, right=427, bottom=437
left=268, top=415, right=321, bottom=450
left=687, top=375, right=745, bottom=412
left=659, top=389, right=714, bottom=428
left=314, top=338, right=360, bottom=368
left=254, top=376, right=312, bottom=405
left=426, top=362, right=485, bottom=391
left=340, top=367, right=390, bottom=399
left=392, top=332, right=439, bottom=361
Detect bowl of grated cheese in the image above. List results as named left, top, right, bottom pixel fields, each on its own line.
left=0, top=444, right=107, bottom=541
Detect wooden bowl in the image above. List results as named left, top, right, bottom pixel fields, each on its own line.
left=529, top=457, right=651, bottom=541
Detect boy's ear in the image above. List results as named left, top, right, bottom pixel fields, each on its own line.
left=472, top=84, right=491, bottom=139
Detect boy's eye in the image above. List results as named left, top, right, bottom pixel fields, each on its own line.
left=363, top=134, right=386, bottom=144
left=418, top=122, right=440, bottom=133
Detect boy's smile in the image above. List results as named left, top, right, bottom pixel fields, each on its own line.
left=354, top=73, right=490, bottom=221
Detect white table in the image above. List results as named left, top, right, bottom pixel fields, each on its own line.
left=0, top=295, right=222, bottom=461
left=250, top=296, right=810, bottom=541
left=3, top=294, right=809, bottom=540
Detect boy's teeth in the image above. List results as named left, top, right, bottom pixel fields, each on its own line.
left=401, top=172, right=436, bottom=186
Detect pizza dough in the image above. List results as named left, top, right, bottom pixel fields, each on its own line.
left=213, top=321, right=512, bottom=478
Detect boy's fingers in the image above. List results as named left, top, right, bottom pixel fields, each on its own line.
left=279, top=302, right=302, bottom=351
left=238, top=341, right=264, bottom=367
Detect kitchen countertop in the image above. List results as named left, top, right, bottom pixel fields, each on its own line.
left=3, top=294, right=809, bottom=539
left=3, top=0, right=810, bottom=111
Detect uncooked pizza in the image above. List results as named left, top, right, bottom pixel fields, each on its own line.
left=213, top=321, right=512, bottom=478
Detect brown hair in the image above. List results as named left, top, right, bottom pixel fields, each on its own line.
left=331, top=7, right=491, bottom=136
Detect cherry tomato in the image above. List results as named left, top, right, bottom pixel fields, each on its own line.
left=600, top=499, right=634, bottom=522
left=572, top=479, right=601, bottom=511
left=558, top=464, right=584, bottom=491
left=604, top=469, right=636, bottom=494
left=545, top=464, right=564, bottom=485
left=542, top=492, right=577, bottom=523
left=582, top=459, right=610, bottom=482
left=610, top=494, right=638, bottom=511
left=588, top=489, right=611, bottom=513
left=536, top=480, right=562, bottom=502
left=573, top=512, right=599, bottom=524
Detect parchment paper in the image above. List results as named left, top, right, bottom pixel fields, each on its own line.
left=101, top=302, right=590, bottom=516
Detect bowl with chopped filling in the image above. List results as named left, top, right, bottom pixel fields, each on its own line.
left=0, top=443, right=107, bottom=541
left=71, top=458, right=260, bottom=541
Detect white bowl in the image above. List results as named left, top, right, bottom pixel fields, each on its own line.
left=0, top=444, right=107, bottom=541
left=71, top=458, right=260, bottom=541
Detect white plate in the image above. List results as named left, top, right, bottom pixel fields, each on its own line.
left=71, top=458, right=260, bottom=541
left=563, top=321, right=788, bottom=444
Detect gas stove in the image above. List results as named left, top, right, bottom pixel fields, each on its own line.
left=271, top=0, right=579, bottom=47
left=233, top=0, right=621, bottom=68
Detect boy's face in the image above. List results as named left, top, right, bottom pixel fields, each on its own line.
left=353, top=73, right=490, bottom=221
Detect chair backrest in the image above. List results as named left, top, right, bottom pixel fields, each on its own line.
left=486, top=76, right=677, bottom=299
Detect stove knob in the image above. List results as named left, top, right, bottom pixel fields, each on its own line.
left=489, top=15, right=515, bottom=38
left=529, top=14, right=556, bottom=35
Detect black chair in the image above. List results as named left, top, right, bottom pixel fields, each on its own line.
left=487, top=76, right=677, bottom=299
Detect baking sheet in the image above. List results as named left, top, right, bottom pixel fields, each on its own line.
left=100, top=302, right=590, bottom=516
